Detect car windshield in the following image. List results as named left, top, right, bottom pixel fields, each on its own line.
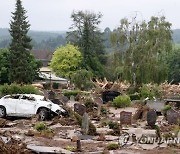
left=21, top=95, right=35, bottom=101
left=4, top=95, right=20, bottom=99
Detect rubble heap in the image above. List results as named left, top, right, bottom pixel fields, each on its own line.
left=160, top=82, right=180, bottom=98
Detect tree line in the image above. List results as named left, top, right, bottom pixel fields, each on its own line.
left=0, top=0, right=179, bottom=86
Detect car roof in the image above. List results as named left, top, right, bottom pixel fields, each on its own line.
left=4, top=94, right=44, bottom=100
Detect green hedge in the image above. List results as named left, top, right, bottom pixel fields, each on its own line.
left=0, top=83, right=40, bottom=95
left=113, top=95, right=131, bottom=108
left=63, top=90, right=80, bottom=98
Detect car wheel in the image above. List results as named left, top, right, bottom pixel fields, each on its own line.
left=38, top=108, right=49, bottom=121
left=0, top=106, right=6, bottom=118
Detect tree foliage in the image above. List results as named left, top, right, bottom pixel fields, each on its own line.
left=9, top=0, right=40, bottom=84
left=168, top=48, right=180, bottom=84
left=50, top=44, right=82, bottom=78
left=71, top=69, right=94, bottom=90
left=67, top=11, right=106, bottom=76
left=0, top=49, right=10, bottom=84
left=111, top=16, right=172, bottom=84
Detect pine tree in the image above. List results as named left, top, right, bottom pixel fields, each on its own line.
left=9, top=0, right=38, bottom=84
left=67, top=11, right=106, bottom=77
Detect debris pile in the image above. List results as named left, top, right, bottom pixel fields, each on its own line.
left=0, top=137, right=32, bottom=154
left=160, top=82, right=180, bottom=98
left=94, top=78, right=130, bottom=93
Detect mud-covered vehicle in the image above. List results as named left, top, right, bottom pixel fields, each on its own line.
left=0, top=94, right=67, bottom=120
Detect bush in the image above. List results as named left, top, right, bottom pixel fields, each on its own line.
left=108, top=121, right=118, bottom=129
left=71, top=69, right=94, bottom=90
left=139, top=84, right=162, bottom=99
left=112, top=95, right=131, bottom=108
left=107, top=143, right=119, bottom=150
left=63, top=90, right=80, bottom=98
left=52, top=82, right=59, bottom=89
left=0, top=83, right=40, bottom=95
left=100, top=106, right=107, bottom=115
left=129, top=93, right=141, bottom=100
left=84, top=98, right=97, bottom=112
left=139, top=84, right=154, bottom=99
left=34, top=122, right=52, bottom=133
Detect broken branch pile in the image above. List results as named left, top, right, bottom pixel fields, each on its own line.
left=93, top=78, right=130, bottom=93
left=160, top=82, right=180, bottom=98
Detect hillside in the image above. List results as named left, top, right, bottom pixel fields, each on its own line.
left=1, top=28, right=180, bottom=50
left=0, top=28, right=66, bottom=50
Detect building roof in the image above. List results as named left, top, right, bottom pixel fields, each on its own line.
left=40, top=67, right=51, bottom=73
left=39, top=72, right=67, bottom=82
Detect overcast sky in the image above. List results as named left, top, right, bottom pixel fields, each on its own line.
left=0, top=0, right=180, bottom=31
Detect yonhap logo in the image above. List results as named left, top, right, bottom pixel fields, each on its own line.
left=119, top=132, right=180, bottom=145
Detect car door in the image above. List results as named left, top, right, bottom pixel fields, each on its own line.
left=3, top=95, right=20, bottom=115
left=16, top=95, right=36, bottom=116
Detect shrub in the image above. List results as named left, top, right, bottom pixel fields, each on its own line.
left=107, top=121, right=120, bottom=135
left=63, top=90, right=80, bottom=98
left=129, top=93, right=141, bottom=100
left=139, top=84, right=162, bottom=100
left=108, top=121, right=117, bottom=129
left=99, top=121, right=108, bottom=127
left=34, top=122, right=52, bottom=133
left=52, top=82, right=59, bottom=89
left=0, top=83, right=40, bottom=95
left=84, top=98, right=97, bottom=112
left=71, top=69, right=94, bottom=90
left=107, top=143, right=119, bottom=150
left=112, top=95, right=131, bottom=108
left=100, top=106, right=107, bottom=115
left=139, top=84, right=154, bottom=99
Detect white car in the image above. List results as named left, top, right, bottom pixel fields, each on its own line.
left=0, top=94, right=67, bottom=120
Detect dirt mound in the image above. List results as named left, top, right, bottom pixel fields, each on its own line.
left=0, top=137, right=33, bottom=154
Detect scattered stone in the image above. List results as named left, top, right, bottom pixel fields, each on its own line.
left=1, top=136, right=11, bottom=144
left=27, top=145, right=73, bottom=154
left=81, top=112, right=89, bottom=135
left=105, top=135, right=119, bottom=141
left=70, top=95, right=75, bottom=101
left=133, top=105, right=150, bottom=121
left=76, top=140, right=81, bottom=152
left=77, top=135, right=94, bottom=140
left=74, top=103, right=86, bottom=116
left=0, top=118, right=7, bottom=127
left=139, top=143, right=158, bottom=150
left=94, top=97, right=103, bottom=105
left=97, top=133, right=106, bottom=141
left=147, top=110, right=157, bottom=127
left=25, top=130, right=35, bottom=136
left=166, top=109, right=179, bottom=124
left=62, top=96, right=69, bottom=103
left=71, top=135, right=78, bottom=142
left=48, top=90, right=55, bottom=100
left=146, top=99, right=165, bottom=112
left=120, top=111, right=132, bottom=125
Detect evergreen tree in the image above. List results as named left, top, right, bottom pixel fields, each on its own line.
left=9, top=0, right=39, bottom=84
left=67, top=11, right=106, bottom=76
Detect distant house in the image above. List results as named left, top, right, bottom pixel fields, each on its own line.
left=31, top=50, right=53, bottom=67
left=39, top=67, right=68, bottom=84
left=32, top=50, right=68, bottom=84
